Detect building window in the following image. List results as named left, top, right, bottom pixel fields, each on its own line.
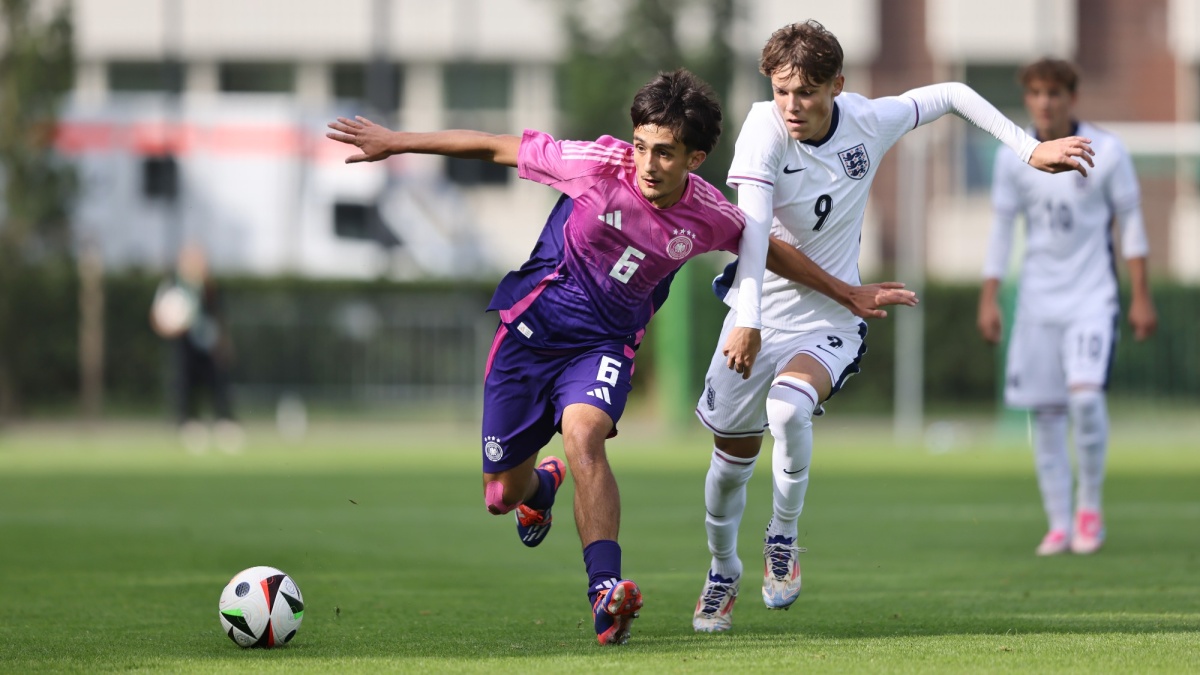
left=331, top=62, right=403, bottom=111
left=219, top=62, right=296, bottom=93
left=333, top=202, right=401, bottom=247
left=443, top=63, right=512, bottom=185
left=444, top=159, right=512, bottom=186
left=961, top=64, right=1025, bottom=192
left=142, top=156, right=178, bottom=200
left=443, top=63, right=512, bottom=111
left=109, top=61, right=181, bottom=93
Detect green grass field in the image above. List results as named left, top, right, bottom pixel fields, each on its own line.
left=1, top=414, right=1198, bottom=673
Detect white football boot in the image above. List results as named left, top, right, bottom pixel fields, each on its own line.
left=1070, top=510, right=1105, bottom=555
left=1035, top=529, right=1071, bottom=556
left=762, top=535, right=805, bottom=609
left=693, top=571, right=739, bottom=633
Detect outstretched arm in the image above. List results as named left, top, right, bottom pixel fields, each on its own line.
left=327, top=116, right=521, bottom=166
left=765, top=238, right=918, bottom=319
left=904, top=82, right=1095, bottom=176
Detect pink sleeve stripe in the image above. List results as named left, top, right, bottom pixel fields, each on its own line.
left=562, top=140, right=628, bottom=158
left=561, top=151, right=631, bottom=167
left=693, top=186, right=746, bottom=226
left=729, top=175, right=774, bottom=186
left=483, top=324, right=509, bottom=382
left=561, top=146, right=631, bottom=166
left=497, top=270, right=560, bottom=324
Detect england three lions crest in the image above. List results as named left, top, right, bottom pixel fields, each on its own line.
left=838, top=144, right=870, bottom=180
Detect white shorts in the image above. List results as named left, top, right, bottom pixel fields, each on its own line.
left=695, top=311, right=867, bottom=437
left=1004, top=312, right=1117, bottom=408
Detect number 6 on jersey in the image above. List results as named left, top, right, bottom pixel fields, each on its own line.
left=597, top=356, right=623, bottom=386
left=609, top=246, right=645, bottom=283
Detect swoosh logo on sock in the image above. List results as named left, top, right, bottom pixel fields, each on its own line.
left=782, top=465, right=808, bottom=475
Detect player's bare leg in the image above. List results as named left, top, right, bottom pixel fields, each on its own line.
left=482, top=453, right=567, bottom=547
left=561, top=402, right=642, bottom=644
left=561, top=403, right=619, bottom=544
left=481, top=453, right=543, bottom=514
left=761, top=353, right=829, bottom=609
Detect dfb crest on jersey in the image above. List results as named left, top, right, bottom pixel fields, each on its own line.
left=483, top=435, right=504, bottom=462
left=838, top=144, right=870, bottom=180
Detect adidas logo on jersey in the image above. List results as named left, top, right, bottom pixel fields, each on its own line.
left=598, top=211, right=622, bottom=230
left=586, top=387, right=612, bottom=404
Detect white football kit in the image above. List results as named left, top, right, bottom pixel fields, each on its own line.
left=697, top=83, right=1042, bottom=435
left=985, top=122, right=1148, bottom=408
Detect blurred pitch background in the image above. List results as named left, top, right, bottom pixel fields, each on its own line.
left=0, top=0, right=1197, bottom=446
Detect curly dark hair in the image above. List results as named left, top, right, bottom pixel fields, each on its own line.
left=629, top=68, right=723, bottom=153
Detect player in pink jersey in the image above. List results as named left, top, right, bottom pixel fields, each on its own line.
left=328, top=69, right=788, bottom=644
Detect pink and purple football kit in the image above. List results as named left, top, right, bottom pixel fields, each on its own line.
left=481, top=130, right=744, bottom=472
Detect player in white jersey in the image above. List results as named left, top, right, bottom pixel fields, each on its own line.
left=977, top=59, right=1157, bottom=557
left=692, top=21, right=1096, bottom=633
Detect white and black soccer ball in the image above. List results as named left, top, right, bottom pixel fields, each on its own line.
left=217, top=566, right=304, bottom=648
left=151, top=284, right=198, bottom=338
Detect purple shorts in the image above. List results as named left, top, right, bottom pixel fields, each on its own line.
left=481, top=325, right=635, bottom=473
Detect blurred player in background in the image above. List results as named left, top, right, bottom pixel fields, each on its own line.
left=977, top=59, right=1157, bottom=557
left=692, top=21, right=1097, bottom=633
left=328, top=69, right=771, bottom=645
left=150, top=243, right=242, bottom=454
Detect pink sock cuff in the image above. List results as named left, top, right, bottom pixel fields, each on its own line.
left=485, top=480, right=516, bottom=515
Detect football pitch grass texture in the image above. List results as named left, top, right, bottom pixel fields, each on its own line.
left=1, top=416, right=1197, bottom=673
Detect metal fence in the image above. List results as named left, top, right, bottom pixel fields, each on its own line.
left=223, top=288, right=495, bottom=410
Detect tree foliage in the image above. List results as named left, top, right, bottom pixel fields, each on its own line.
left=0, top=0, right=76, bottom=417
left=557, top=0, right=738, bottom=191
left=0, top=0, right=76, bottom=256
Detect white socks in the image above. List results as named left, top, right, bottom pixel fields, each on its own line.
left=1032, top=407, right=1072, bottom=533
left=1032, top=390, right=1108, bottom=533
left=764, top=376, right=817, bottom=542
left=705, top=447, right=757, bottom=579
left=1069, top=389, right=1108, bottom=512
left=705, top=376, right=819, bottom=578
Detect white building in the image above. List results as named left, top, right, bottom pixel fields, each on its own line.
left=28, top=0, right=1200, bottom=278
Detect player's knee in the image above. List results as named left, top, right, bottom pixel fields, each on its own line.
left=709, top=447, right=757, bottom=489
left=714, top=434, right=761, bottom=458
left=484, top=480, right=519, bottom=515
left=561, top=426, right=609, bottom=471
left=766, top=376, right=818, bottom=435
left=1033, top=406, right=1068, bottom=425
left=1068, top=389, right=1107, bottom=443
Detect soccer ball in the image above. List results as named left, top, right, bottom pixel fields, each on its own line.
left=218, top=566, right=305, bottom=648
left=151, top=284, right=197, bottom=338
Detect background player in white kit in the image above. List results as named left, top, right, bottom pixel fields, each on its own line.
left=976, top=59, right=1157, bottom=557
left=692, top=21, right=1097, bottom=632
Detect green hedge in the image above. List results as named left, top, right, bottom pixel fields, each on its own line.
left=0, top=265, right=1195, bottom=417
